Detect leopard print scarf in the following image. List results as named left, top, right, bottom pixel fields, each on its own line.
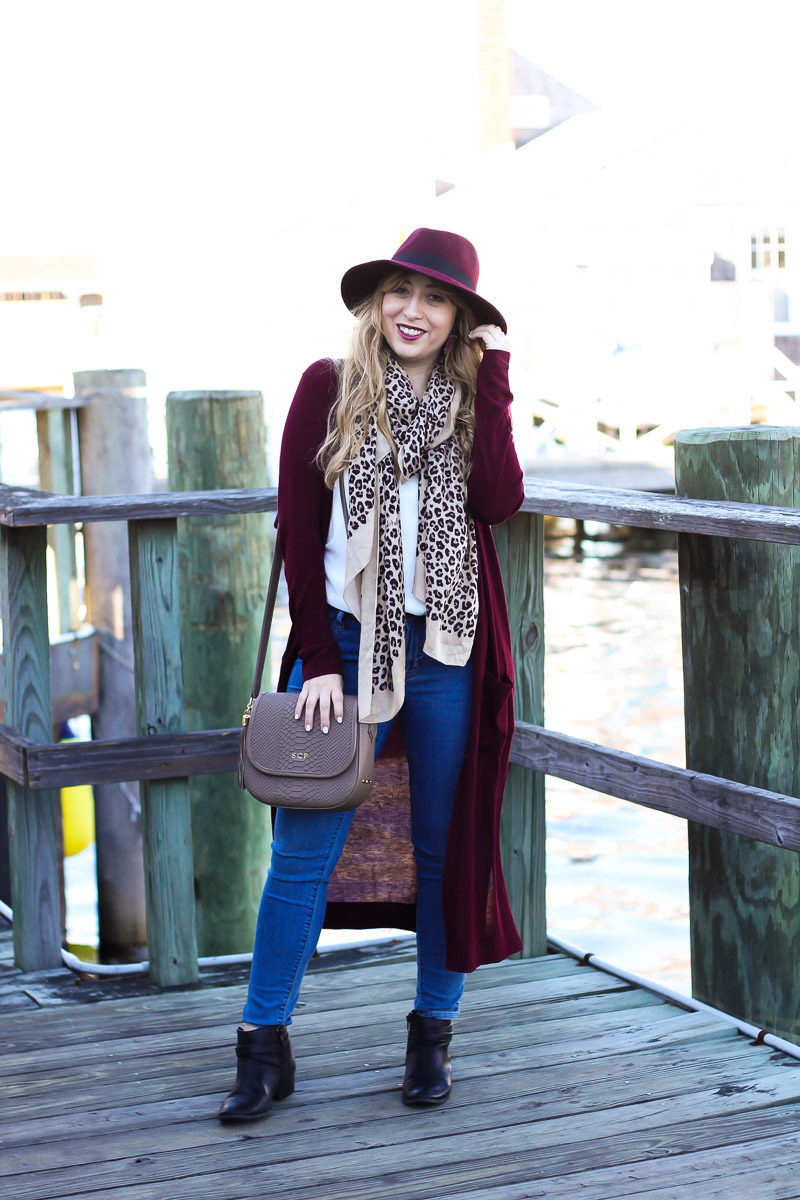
left=341, top=357, right=478, bottom=723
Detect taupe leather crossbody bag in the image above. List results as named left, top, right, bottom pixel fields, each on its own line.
left=238, top=512, right=376, bottom=811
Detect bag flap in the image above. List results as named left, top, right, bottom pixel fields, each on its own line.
left=244, top=692, right=360, bottom=779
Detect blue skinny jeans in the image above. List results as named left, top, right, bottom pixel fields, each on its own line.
left=243, top=607, right=472, bottom=1026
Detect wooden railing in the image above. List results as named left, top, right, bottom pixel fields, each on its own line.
left=3, top=476, right=800, bottom=997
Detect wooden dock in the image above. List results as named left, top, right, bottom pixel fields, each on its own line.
left=3, top=920, right=800, bottom=1199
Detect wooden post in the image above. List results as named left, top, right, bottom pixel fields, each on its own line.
left=166, top=390, right=271, bottom=955
left=128, top=518, right=198, bottom=986
left=494, top=511, right=547, bottom=957
left=74, top=368, right=151, bottom=959
left=675, top=426, right=800, bottom=1040
left=0, top=525, right=62, bottom=969
left=36, top=406, right=78, bottom=634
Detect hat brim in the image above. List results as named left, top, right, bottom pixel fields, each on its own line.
left=341, top=257, right=507, bottom=334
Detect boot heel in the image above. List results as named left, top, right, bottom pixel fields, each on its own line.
left=273, top=1069, right=296, bottom=1101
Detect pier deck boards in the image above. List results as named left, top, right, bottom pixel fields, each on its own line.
left=2, top=920, right=800, bottom=1199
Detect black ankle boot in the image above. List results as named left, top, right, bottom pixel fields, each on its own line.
left=218, top=1025, right=295, bottom=1122
left=401, top=1010, right=453, bottom=1106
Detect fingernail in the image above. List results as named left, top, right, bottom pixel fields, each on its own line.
left=322, top=725, right=329, bottom=734
left=337, top=716, right=343, bottom=723
left=305, top=723, right=311, bottom=731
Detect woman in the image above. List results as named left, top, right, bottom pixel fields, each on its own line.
left=220, top=227, right=525, bottom=1122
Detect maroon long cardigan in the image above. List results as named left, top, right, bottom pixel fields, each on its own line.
left=276, top=351, right=525, bottom=972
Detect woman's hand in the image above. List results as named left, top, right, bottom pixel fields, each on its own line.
left=294, top=673, right=345, bottom=733
left=468, top=323, right=510, bottom=352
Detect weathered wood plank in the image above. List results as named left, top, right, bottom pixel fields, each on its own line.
left=331, top=1131, right=800, bottom=1200
left=128, top=519, right=198, bottom=987
left=520, top=478, right=800, bottom=545
left=0, top=1029, right=747, bottom=1169
left=228, top=1113, right=800, bottom=1200
left=22, top=727, right=241, bottom=787
left=0, top=390, right=87, bottom=411
left=0, top=485, right=278, bottom=527
left=0, top=976, right=662, bottom=1086
left=0, top=720, right=29, bottom=784
left=17, top=716, right=800, bottom=873
left=9, top=953, right=789, bottom=1200
left=0, top=525, right=62, bottom=970
left=0, top=1022, right=733, bottom=1166
left=2, top=477, right=800, bottom=548
left=0, top=953, right=578, bottom=1046
left=1, top=628, right=97, bottom=731
left=495, top=512, right=546, bottom=956
left=0, top=1002, right=712, bottom=1122
left=511, top=723, right=800, bottom=852
left=5, top=1042, right=794, bottom=1193
left=13, top=1068, right=800, bottom=1200
left=441, top=1152, right=800, bottom=1200
left=0, top=951, right=657, bottom=1039
left=0, top=1000, right=718, bottom=1114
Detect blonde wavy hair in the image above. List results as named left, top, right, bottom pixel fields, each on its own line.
left=317, top=270, right=482, bottom=488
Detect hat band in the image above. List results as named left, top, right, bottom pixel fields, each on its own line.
left=392, top=249, right=474, bottom=291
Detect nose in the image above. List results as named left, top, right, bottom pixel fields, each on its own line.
left=402, top=287, right=424, bottom=319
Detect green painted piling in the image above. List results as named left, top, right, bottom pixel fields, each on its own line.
left=128, top=518, right=198, bottom=985
left=0, top=525, right=62, bottom=969
left=495, top=511, right=547, bottom=956
left=675, top=426, right=800, bottom=1040
left=166, top=391, right=272, bottom=956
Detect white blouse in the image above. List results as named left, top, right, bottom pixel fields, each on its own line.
left=324, top=468, right=426, bottom=616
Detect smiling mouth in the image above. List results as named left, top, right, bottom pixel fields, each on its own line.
left=397, top=324, right=425, bottom=340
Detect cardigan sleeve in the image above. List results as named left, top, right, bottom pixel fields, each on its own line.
left=467, top=350, right=525, bottom=525
left=277, top=359, right=344, bottom=682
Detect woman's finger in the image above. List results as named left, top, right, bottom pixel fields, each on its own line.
left=331, top=682, right=344, bottom=726
left=303, top=691, right=319, bottom=731
left=294, top=684, right=309, bottom=722
left=319, top=689, right=332, bottom=734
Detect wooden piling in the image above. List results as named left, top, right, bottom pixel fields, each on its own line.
left=675, top=427, right=800, bottom=1040
left=74, top=368, right=150, bottom=959
left=0, top=525, right=62, bottom=968
left=495, top=511, right=547, bottom=956
left=128, top=518, right=198, bottom=985
left=166, top=390, right=271, bottom=955
left=35, top=406, right=78, bottom=634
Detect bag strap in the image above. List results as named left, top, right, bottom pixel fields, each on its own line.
left=247, top=537, right=283, bottom=708
left=245, top=474, right=349, bottom=717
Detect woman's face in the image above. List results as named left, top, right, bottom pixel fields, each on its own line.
left=380, top=272, right=458, bottom=376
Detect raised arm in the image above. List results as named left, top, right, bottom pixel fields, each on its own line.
left=466, top=349, right=525, bottom=525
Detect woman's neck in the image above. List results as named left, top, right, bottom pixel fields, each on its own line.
left=395, top=360, right=434, bottom=400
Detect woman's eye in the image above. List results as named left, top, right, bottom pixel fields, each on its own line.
left=427, top=292, right=446, bottom=303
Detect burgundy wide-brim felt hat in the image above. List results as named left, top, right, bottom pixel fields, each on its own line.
left=340, top=227, right=507, bottom=333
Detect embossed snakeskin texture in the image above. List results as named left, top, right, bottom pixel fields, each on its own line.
left=241, top=693, right=376, bottom=811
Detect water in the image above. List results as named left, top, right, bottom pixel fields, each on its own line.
left=61, top=522, right=691, bottom=989
left=543, top=523, right=690, bottom=991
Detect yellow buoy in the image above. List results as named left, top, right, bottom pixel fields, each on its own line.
left=60, top=737, right=95, bottom=857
